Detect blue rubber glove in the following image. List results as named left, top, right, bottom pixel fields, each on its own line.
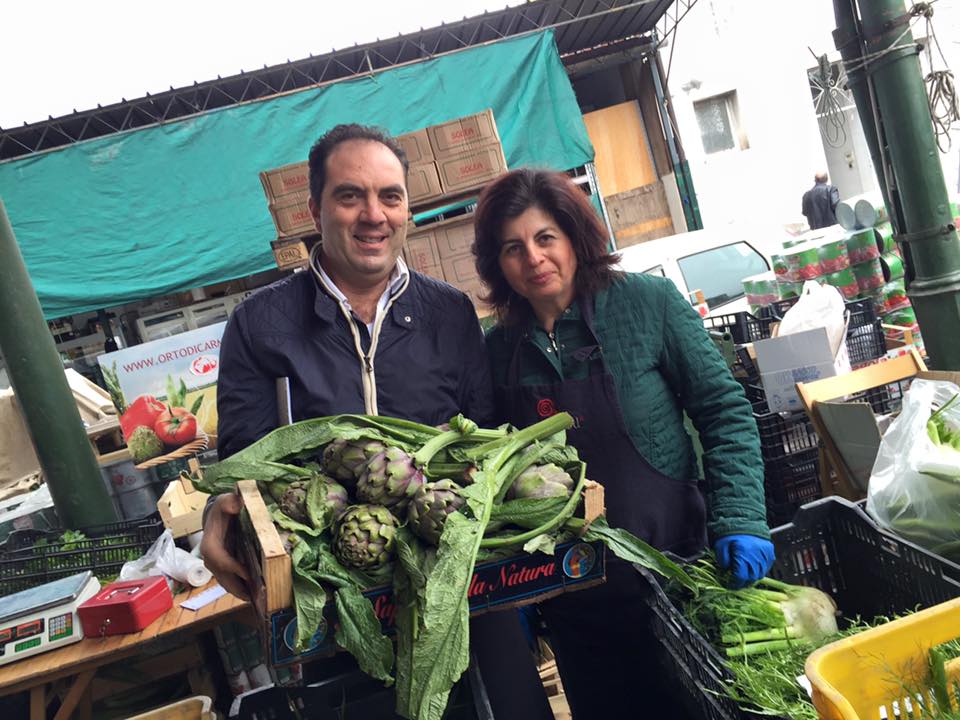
left=714, top=534, right=775, bottom=588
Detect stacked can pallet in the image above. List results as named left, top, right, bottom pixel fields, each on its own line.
left=836, top=194, right=924, bottom=353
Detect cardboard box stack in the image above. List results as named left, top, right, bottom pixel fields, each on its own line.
left=403, top=216, right=492, bottom=315
left=259, top=161, right=313, bottom=271
left=400, top=109, right=507, bottom=316
left=258, top=110, right=507, bottom=311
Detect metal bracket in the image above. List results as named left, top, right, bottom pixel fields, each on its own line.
left=894, top=223, right=956, bottom=243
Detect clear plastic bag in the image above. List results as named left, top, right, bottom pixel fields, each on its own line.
left=120, top=528, right=213, bottom=588
left=866, top=378, right=960, bottom=561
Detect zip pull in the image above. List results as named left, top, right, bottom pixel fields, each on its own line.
left=364, top=354, right=373, bottom=373
left=547, top=331, right=559, bottom=353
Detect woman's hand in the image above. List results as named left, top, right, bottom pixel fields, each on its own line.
left=714, top=534, right=775, bottom=588
left=199, top=493, right=251, bottom=600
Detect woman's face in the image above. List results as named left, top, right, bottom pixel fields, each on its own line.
left=498, top=205, right=578, bottom=314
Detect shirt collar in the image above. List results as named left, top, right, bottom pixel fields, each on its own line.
left=311, top=245, right=409, bottom=311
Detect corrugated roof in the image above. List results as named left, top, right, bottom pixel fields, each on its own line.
left=0, top=0, right=674, bottom=161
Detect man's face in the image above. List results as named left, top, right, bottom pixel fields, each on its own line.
left=309, top=139, right=408, bottom=289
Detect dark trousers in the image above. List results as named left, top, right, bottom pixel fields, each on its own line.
left=540, top=559, right=694, bottom=720
left=471, top=610, right=554, bottom=719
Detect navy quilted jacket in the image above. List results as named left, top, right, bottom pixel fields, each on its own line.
left=485, top=273, right=769, bottom=540
left=217, top=269, right=494, bottom=459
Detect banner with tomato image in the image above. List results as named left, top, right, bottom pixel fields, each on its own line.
left=97, top=323, right=226, bottom=456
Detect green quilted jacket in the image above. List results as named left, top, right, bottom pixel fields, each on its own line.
left=485, top=273, right=769, bottom=540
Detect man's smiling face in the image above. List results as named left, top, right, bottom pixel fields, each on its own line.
left=310, top=138, right=409, bottom=291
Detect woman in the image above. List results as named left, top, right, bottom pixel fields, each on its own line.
left=472, top=168, right=774, bottom=718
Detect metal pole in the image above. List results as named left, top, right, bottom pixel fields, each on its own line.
left=832, top=0, right=897, bottom=227
left=835, top=0, right=960, bottom=368
left=0, top=200, right=117, bottom=528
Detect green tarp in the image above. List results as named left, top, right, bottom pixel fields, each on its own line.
left=0, top=31, right=593, bottom=319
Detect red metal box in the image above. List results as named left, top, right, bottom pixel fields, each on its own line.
left=78, top=576, right=173, bottom=636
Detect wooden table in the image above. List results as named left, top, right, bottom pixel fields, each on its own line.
left=0, top=580, right=251, bottom=720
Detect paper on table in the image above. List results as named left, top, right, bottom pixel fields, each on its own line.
left=180, top=584, right=227, bottom=611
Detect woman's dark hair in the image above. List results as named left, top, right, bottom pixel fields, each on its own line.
left=472, top=168, right=620, bottom=325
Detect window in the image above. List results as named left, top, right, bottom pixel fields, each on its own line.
left=693, top=91, right=747, bottom=154
left=677, top=243, right=768, bottom=309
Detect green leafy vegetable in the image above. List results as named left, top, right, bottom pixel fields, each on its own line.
left=334, top=585, right=395, bottom=686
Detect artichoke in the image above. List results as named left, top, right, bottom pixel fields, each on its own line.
left=324, top=480, right=350, bottom=520
left=408, top=480, right=465, bottom=546
left=279, top=480, right=310, bottom=524
left=128, top=426, right=164, bottom=463
left=507, top=464, right=575, bottom=500
left=357, top=446, right=425, bottom=510
left=307, top=477, right=350, bottom=527
left=322, top=438, right=386, bottom=488
left=333, top=504, right=398, bottom=569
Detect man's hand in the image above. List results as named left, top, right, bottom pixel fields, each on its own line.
left=200, top=493, right=250, bottom=600
left=713, top=534, right=775, bottom=589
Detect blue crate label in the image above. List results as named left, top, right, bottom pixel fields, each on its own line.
left=281, top=615, right=328, bottom=653
left=562, top=543, right=598, bottom=578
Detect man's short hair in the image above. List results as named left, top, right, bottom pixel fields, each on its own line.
left=308, top=124, right=409, bottom=201
left=815, top=171, right=829, bottom=183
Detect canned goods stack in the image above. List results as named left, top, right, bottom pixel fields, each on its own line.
left=741, top=272, right=779, bottom=314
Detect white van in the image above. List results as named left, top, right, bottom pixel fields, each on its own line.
left=613, top=227, right=790, bottom=316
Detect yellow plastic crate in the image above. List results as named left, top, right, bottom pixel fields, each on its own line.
left=806, top=597, right=960, bottom=719
left=127, top=695, right=216, bottom=720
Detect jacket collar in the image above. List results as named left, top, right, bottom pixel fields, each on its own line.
left=308, top=243, right=409, bottom=324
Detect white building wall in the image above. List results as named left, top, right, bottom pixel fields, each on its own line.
left=664, top=0, right=960, bottom=230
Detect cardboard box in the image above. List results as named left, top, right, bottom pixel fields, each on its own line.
left=403, top=230, right=443, bottom=278
left=754, top=327, right=851, bottom=413
left=271, top=237, right=310, bottom=271
left=237, top=478, right=605, bottom=665
left=396, top=128, right=434, bottom=164
left=457, top=277, right=493, bottom=317
left=269, top=193, right=315, bottom=237
left=427, top=109, right=500, bottom=158
left=433, top=216, right=476, bottom=258
left=407, top=162, right=443, bottom=205
left=440, top=253, right=477, bottom=284
left=436, top=144, right=507, bottom=194
left=260, top=162, right=310, bottom=203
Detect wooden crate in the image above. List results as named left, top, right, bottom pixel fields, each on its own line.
left=237, top=478, right=606, bottom=623
left=158, top=474, right=210, bottom=539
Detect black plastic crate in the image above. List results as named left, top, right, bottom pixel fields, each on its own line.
left=753, top=403, right=818, bottom=462
left=846, top=320, right=887, bottom=367
left=0, top=514, right=165, bottom=594
left=641, top=497, right=960, bottom=720
left=704, top=312, right=766, bottom=345
left=763, top=448, right=821, bottom=528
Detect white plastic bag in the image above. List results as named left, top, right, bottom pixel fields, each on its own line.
left=867, top=379, right=960, bottom=561
left=777, top=281, right=848, bottom=358
left=120, top=529, right=213, bottom=588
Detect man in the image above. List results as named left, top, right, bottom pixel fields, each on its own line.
left=801, top=171, right=840, bottom=230
left=201, top=124, right=552, bottom=718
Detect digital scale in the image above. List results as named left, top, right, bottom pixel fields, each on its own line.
left=0, top=571, right=101, bottom=666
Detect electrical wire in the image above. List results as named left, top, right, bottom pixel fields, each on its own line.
left=841, top=1, right=957, bottom=153
left=918, top=2, right=960, bottom=152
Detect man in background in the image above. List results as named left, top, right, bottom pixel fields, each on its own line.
left=801, top=171, right=840, bottom=229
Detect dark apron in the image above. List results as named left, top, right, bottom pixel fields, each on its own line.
left=497, top=300, right=706, bottom=719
